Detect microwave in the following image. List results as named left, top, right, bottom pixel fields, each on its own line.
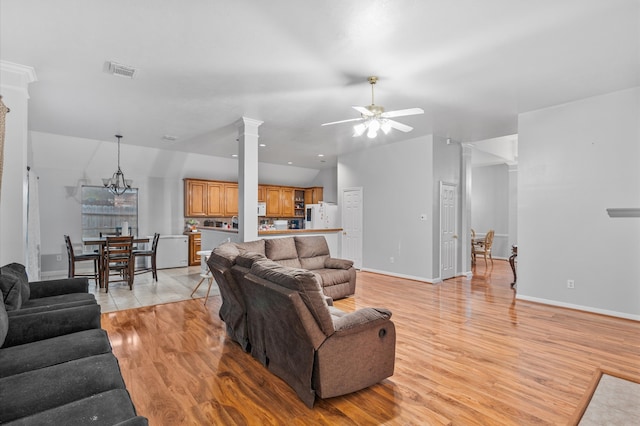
left=257, top=202, right=266, bottom=216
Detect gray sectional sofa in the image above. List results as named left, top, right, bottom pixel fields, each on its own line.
left=207, top=236, right=396, bottom=407
left=0, top=263, right=147, bottom=425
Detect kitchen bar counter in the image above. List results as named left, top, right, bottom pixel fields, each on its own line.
left=199, top=227, right=342, bottom=257
left=258, top=228, right=342, bottom=236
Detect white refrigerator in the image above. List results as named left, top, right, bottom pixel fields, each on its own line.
left=305, top=203, right=338, bottom=229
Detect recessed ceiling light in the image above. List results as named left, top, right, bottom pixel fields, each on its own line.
left=232, top=154, right=238, bottom=158
left=317, top=154, right=324, bottom=157
left=162, top=135, right=178, bottom=141
left=287, top=161, right=293, bottom=165
left=259, top=143, right=266, bottom=147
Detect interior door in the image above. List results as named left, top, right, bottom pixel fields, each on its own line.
left=341, top=187, right=363, bottom=269
left=440, top=182, right=457, bottom=280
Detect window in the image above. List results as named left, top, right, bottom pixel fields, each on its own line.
left=81, top=186, right=138, bottom=239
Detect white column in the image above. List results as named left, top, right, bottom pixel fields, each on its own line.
left=0, top=61, right=37, bottom=266
left=236, top=117, right=263, bottom=242
left=460, top=143, right=473, bottom=277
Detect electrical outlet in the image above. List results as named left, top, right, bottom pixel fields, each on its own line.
left=390, top=257, right=395, bottom=264
left=567, top=279, right=575, bottom=289
left=56, top=255, right=62, bottom=262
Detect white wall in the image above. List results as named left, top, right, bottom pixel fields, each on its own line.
left=29, top=131, right=322, bottom=274
left=517, top=87, right=640, bottom=319
left=338, top=136, right=435, bottom=281
left=311, top=167, right=338, bottom=203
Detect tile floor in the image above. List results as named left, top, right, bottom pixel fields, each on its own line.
left=83, top=266, right=218, bottom=313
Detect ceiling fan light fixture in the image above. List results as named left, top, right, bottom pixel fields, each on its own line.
left=353, top=123, right=367, bottom=136
left=381, top=120, right=392, bottom=134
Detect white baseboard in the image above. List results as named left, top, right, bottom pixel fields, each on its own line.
left=359, top=268, right=436, bottom=284
left=516, top=294, right=640, bottom=322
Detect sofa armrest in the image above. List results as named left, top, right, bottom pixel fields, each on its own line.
left=324, top=258, right=354, bottom=270
left=332, top=307, right=391, bottom=334
left=28, top=278, right=89, bottom=298
left=2, top=304, right=101, bottom=347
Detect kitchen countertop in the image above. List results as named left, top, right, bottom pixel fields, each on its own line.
left=198, top=227, right=342, bottom=235
left=198, top=226, right=239, bottom=233
left=258, top=228, right=342, bottom=235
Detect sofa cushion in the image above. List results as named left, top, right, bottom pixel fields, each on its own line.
left=9, top=293, right=96, bottom=317
left=294, top=236, right=330, bottom=258
left=0, top=263, right=27, bottom=311
left=235, top=251, right=266, bottom=269
left=250, top=259, right=334, bottom=336
left=265, top=238, right=301, bottom=268
left=3, top=389, right=143, bottom=426
left=0, top=299, right=8, bottom=347
left=236, top=239, right=266, bottom=256
left=0, top=353, right=126, bottom=423
left=210, top=242, right=241, bottom=269
left=324, top=258, right=354, bottom=270
left=0, top=329, right=113, bottom=378
left=314, top=268, right=355, bottom=287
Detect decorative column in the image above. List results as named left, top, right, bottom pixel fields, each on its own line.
left=0, top=61, right=37, bottom=265
left=460, top=143, right=473, bottom=277
left=236, top=117, right=263, bottom=242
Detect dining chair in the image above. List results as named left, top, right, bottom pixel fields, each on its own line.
left=103, top=235, right=134, bottom=292
left=190, top=250, right=214, bottom=305
left=133, top=233, right=160, bottom=281
left=472, top=229, right=495, bottom=266
left=64, top=235, right=100, bottom=284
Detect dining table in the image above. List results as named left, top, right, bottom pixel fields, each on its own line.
left=83, top=236, right=150, bottom=289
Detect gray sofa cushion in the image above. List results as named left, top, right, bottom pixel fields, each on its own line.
left=0, top=263, right=27, bottom=311
left=265, top=238, right=301, bottom=268
left=8, top=293, right=96, bottom=317
left=0, top=299, right=7, bottom=347
left=2, top=389, right=143, bottom=426
left=0, top=353, right=126, bottom=423
left=236, top=239, right=266, bottom=256
left=0, top=329, right=113, bottom=378
left=250, top=259, right=334, bottom=336
left=235, top=251, right=266, bottom=269
left=210, top=242, right=241, bottom=269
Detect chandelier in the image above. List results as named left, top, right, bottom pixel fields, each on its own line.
left=102, top=134, right=132, bottom=195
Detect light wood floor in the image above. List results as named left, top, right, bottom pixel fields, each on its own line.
left=101, top=261, right=640, bottom=425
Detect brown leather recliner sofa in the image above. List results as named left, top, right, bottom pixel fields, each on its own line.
left=206, top=236, right=395, bottom=407
left=207, top=235, right=356, bottom=351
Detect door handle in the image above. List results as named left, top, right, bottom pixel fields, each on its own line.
left=343, top=231, right=347, bottom=235
left=453, top=235, right=458, bottom=239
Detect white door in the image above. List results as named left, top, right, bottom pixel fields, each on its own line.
left=341, top=187, right=363, bottom=269
left=440, top=182, right=457, bottom=280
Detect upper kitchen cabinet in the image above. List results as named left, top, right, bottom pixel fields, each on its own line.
left=206, top=182, right=224, bottom=216
left=266, top=186, right=295, bottom=217
left=304, top=187, right=323, bottom=205
left=185, top=179, right=208, bottom=217
left=184, top=178, right=229, bottom=217
left=258, top=185, right=266, bottom=203
left=224, top=183, right=238, bottom=216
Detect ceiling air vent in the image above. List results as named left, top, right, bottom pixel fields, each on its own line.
left=107, top=61, right=137, bottom=79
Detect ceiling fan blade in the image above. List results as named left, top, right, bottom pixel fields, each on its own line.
left=321, top=117, right=363, bottom=126
left=387, top=119, right=413, bottom=132
left=381, top=108, right=424, bottom=118
left=352, top=106, right=374, bottom=116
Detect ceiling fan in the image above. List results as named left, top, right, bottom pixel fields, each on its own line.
left=322, top=76, right=424, bottom=138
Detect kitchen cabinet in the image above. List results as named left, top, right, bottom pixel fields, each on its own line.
left=224, top=184, right=238, bottom=216
left=266, top=186, right=295, bottom=217
left=206, top=182, right=224, bottom=216
left=258, top=185, right=266, bottom=202
left=185, top=179, right=233, bottom=217
left=304, top=187, right=323, bottom=205
left=185, top=179, right=208, bottom=217
left=294, top=189, right=305, bottom=218
left=188, top=232, right=201, bottom=266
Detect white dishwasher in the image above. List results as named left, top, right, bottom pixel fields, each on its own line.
left=155, top=235, right=189, bottom=269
